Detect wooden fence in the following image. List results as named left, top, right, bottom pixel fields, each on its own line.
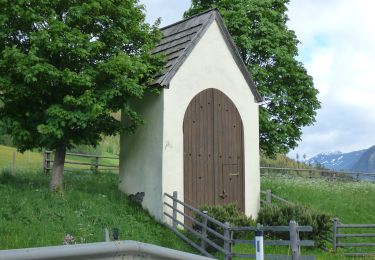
left=260, top=189, right=295, bottom=207
left=333, top=218, right=375, bottom=257
left=260, top=166, right=375, bottom=182
left=164, top=191, right=315, bottom=260
left=43, top=151, right=119, bottom=173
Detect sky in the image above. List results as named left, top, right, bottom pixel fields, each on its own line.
left=140, top=0, right=375, bottom=159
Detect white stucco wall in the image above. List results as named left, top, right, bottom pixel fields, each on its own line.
left=162, top=20, right=260, bottom=219
left=119, top=92, right=164, bottom=220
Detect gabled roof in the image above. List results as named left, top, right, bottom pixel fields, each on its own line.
left=152, top=9, right=262, bottom=102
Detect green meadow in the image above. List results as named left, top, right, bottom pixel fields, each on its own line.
left=2, top=144, right=375, bottom=259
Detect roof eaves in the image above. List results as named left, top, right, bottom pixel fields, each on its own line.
left=212, top=11, right=263, bottom=103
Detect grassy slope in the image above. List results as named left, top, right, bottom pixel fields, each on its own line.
left=2, top=144, right=374, bottom=259
left=262, top=175, right=375, bottom=223
left=0, top=170, right=195, bottom=254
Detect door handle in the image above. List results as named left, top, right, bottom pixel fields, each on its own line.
left=229, top=172, right=239, bottom=176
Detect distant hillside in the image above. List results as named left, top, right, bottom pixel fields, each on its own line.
left=261, top=153, right=312, bottom=169
left=307, top=146, right=375, bottom=173
left=351, top=146, right=375, bottom=173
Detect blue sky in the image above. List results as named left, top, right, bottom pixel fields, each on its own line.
left=140, top=0, right=375, bottom=159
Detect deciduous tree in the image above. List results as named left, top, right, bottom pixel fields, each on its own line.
left=0, top=0, right=163, bottom=191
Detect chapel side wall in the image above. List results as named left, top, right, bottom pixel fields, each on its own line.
left=119, top=92, right=164, bottom=221
left=162, top=21, right=260, bottom=220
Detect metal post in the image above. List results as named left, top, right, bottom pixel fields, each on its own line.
left=201, top=210, right=208, bottom=250
left=172, top=191, right=177, bottom=229
left=255, top=223, right=264, bottom=260
left=224, top=222, right=231, bottom=260
left=333, top=218, right=339, bottom=252
left=266, top=189, right=271, bottom=206
left=289, top=221, right=299, bottom=260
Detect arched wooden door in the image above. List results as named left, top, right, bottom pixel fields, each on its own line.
left=183, top=88, right=244, bottom=212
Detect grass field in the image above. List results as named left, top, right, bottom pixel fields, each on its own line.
left=262, top=174, right=375, bottom=224
left=259, top=174, right=375, bottom=259
left=0, top=170, right=195, bottom=254
left=0, top=145, right=43, bottom=171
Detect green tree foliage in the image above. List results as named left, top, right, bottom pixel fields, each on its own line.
left=0, top=0, right=164, bottom=191
left=185, top=0, right=321, bottom=156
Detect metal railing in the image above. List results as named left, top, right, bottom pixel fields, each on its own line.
left=43, top=150, right=119, bottom=173
left=164, top=191, right=315, bottom=260
left=333, top=218, right=375, bottom=257
left=0, top=240, right=211, bottom=260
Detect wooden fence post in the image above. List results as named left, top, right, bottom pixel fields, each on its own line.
left=201, top=210, right=208, bottom=250
left=333, top=218, right=339, bottom=252
left=44, top=151, right=51, bottom=174
left=266, top=189, right=272, bottom=206
left=42, top=150, right=46, bottom=172
left=94, top=156, right=99, bottom=172
left=12, top=151, right=16, bottom=174
left=172, top=191, right=177, bottom=229
left=289, top=221, right=300, bottom=260
left=104, top=228, right=110, bottom=242
left=224, top=222, right=231, bottom=260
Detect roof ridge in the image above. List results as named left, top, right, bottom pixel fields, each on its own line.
left=160, top=8, right=218, bottom=31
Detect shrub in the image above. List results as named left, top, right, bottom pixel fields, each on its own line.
left=193, top=204, right=255, bottom=251
left=257, top=204, right=332, bottom=248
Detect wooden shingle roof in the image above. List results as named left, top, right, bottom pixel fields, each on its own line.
left=152, top=9, right=262, bottom=102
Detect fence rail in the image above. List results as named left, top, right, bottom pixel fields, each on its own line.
left=0, top=240, right=211, bottom=260
left=260, top=166, right=375, bottom=182
left=164, top=191, right=315, bottom=260
left=333, top=218, right=375, bottom=257
left=260, top=189, right=295, bottom=207
left=43, top=150, right=119, bottom=173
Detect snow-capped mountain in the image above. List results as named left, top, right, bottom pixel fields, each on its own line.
left=307, top=148, right=369, bottom=171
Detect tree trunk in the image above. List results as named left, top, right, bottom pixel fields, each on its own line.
left=50, top=143, right=66, bottom=192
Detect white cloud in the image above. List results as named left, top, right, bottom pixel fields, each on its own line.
left=288, top=0, right=375, bottom=157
